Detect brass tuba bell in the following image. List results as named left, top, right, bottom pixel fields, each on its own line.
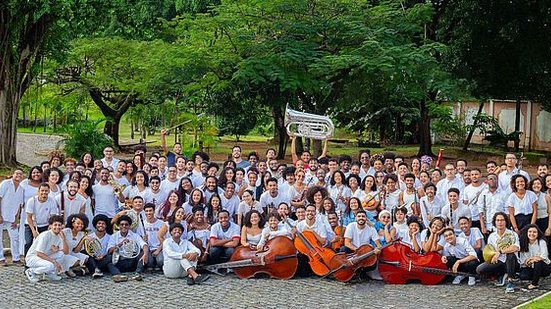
left=284, top=104, right=334, bottom=140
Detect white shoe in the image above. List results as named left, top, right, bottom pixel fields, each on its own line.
left=468, top=277, right=476, bottom=286
left=452, top=275, right=465, bottom=285
left=45, top=272, right=62, bottom=281
left=25, top=269, right=39, bottom=283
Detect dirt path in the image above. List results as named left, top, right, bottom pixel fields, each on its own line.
left=16, top=133, right=64, bottom=167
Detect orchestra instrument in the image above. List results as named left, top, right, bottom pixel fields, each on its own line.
left=482, top=231, right=515, bottom=262
left=108, top=174, right=126, bottom=196
left=362, top=191, right=379, bottom=211
left=84, top=234, right=103, bottom=257
left=284, top=217, right=345, bottom=276
left=112, top=239, right=141, bottom=264
left=202, top=236, right=298, bottom=279
left=328, top=240, right=397, bottom=283
left=284, top=104, right=334, bottom=140
left=435, top=149, right=444, bottom=168
left=332, top=210, right=345, bottom=251
left=113, top=209, right=140, bottom=231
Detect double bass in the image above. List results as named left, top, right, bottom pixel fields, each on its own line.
left=202, top=236, right=298, bottom=279
left=284, top=217, right=346, bottom=276
left=378, top=241, right=474, bottom=284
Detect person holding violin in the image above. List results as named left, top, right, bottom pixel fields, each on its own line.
left=208, top=210, right=241, bottom=264
left=441, top=228, right=479, bottom=286
left=295, top=204, right=327, bottom=247
left=240, top=210, right=265, bottom=250
left=476, top=212, right=520, bottom=293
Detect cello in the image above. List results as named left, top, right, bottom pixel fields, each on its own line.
left=331, top=211, right=345, bottom=251
left=202, top=236, right=298, bottom=279
left=284, top=216, right=346, bottom=277
left=378, top=241, right=474, bottom=285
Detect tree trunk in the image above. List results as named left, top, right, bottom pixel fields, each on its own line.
left=88, top=89, right=133, bottom=148
left=463, top=101, right=485, bottom=151
left=312, top=139, right=322, bottom=157
left=104, top=113, right=123, bottom=148
left=417, top=99, right=434, bottom=157
left=514, top=98, right=521, bottom=152
left=272, top=105, right=287, bottom=159
left=0, top=88, right=19, bottom=166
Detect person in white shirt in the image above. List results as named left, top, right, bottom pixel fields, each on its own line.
left=458, top=216, right=485, bottom=261
left=100, top=146, right=120, bottom=170
left=256, top=213, right=291, bottom=249
left=441, top=228, right=479, bottom=286
left=518, top=224, right=551, bottom=290
left=397, top=216, right=422, bottom=253
left=162, top=222, right=210, bottom=285
left=441, top=188, right=471, bottom=234
left=498, top=153, right=530, bottom=195
left=476, top=212, right=520, bottom=293
left=436, top=163, right=465, bottom=203
left=507, top=174, right=537, bottom=233
left=219, top=182, right=240, bottom=220
left=419, top=183, right=443, bottom=228
left=24, top=183, right=59, bottom=255
left=92, top=168, right=119, bottom=231
left=143, top=203, right=165, bottom=270
left=295, top=204, right=328, bottom=246
left=84, top=214, right=111, bottom=278
left=462, top=168, right=487, bottom=229
left=24, top=215, right=80, bottom=283
left=358, top=150, right=375, bottom=181
left=328, top=171, right=351, bottom=213
left=0, top=169, right=25, bottom=265
left=61, top=214, right=90, bottom=276
left=259, top=178, right=288, bottom=214
left=55, top=180, right=86, bottom=222
left=146, top=176, right=167, bottom=210
left=478, top=173, right=506, bottom=236
left=208, top=210, right=240, bottom=264
left=160, top=167, right=180, bottom=195
left=107, top=215, right=149, bottom=282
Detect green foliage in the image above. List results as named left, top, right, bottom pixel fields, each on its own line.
left=62, top=120, right=113, bottom=159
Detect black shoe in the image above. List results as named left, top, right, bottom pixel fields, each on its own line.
left=194, top=274, right=210, bottom=285
left=187, top=276, right=195, bottom=286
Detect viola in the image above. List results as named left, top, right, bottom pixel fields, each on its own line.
left=203, top=236, right=298, bottom=279
left=378, top=241, right=454, bottom=285
left=328, top=240, right=396, bottom=283
left=284, top=217, right=345, bottom=276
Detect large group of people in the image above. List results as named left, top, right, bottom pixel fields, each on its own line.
left=0, top=129, right=550, bottom=292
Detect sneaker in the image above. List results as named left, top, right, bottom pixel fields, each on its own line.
left=65, top=269, right=77, bottom=278
left=131, top=273, right=143, bottom=281
left=452, top=275, right=465, bottom=285
left=45, top=272, right=62, bottom=281
left=194, top=274, right=210, bottom=285
left=505, top=282, right=514, bottom=293
left=25, top=269, right=39, bottom=283
left=12, top=260, right=24, bottom=267
left=186, top=276, right=195, bottom=286
left=495, top=274, right=508, bottom=287
left=112, top=274, right=128, bottom=283
left=468, top=277, right=476, bottom=286
left=92, top=269, right=104, bottom=279
left=0, top=260, right=7, bottom=267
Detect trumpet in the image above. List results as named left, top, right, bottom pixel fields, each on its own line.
left=108, top=174, right=126, bottom=195
left=284, top=104, right=334, bottom=140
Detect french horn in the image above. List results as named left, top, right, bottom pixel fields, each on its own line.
left=483, top=231, right=515, bottom=262
left=284, top=104, right=334, bottom=140
left=112, top=239, right=141, bottom=264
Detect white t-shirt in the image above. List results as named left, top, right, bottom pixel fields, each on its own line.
left=209, top=222, right=241, bottom=241
left=419, top=195, right=443, bottom=228
left=90, top=232, right=111, bottom=256
left=420, top=229, right=446, bottom=249
left=146, top=190, right=167, bottom=210
left=92, top=183, right=118, bottom=218
left=463, top=183, right=487, bottom=221
left=122, top=186, right=151, bottom=202
left=27, top=230, right=62, bottom=258
left=487, top=229, right=520, bottom=263
left=296, top=219, right=328, bottom=240
left=507, top=191, right=537, bottom=216
left=459, top=227, right=485, bottom=249
left=344, top=222, right=378, bottom=248
left=441, top=203, right=471, bottom=232
left=219, top=194, right=240, bottom=217
left=498, top=168, right=530, bottom=195
left=442, top=236, right=478, bottom=259
left=55, top=193, right=87, bottom=221
left=0, top=179, right=25, bottom=222
left=25, top=196, right=59, bottom=227
left=160, top=178, right=179, bottom=195
left=20, top=179, right=39, bottom=205
left=259, top=191, right=289, bottom=212
left=143, top=219, right=164, bottom=250
left=329, top=185, right=351, bottom=213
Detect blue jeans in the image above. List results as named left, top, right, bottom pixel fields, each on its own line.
left=208, top=246, right=235, bottom=264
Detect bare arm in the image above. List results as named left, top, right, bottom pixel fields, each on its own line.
left=160, top=129, right=169, bottom=154
left=290, top=136, right=298, bottom=164
left=318, top=138, right=328, bottom=159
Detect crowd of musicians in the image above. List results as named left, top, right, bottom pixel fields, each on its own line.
left=0, top=130, right=550, bottom=291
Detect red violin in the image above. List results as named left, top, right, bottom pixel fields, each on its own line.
left=378, top=241, right=449, bottom=285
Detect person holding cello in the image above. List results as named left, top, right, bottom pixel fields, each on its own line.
left=295, top=205, right=327, bottom=246
left=328, top=212, right=345, bottom=251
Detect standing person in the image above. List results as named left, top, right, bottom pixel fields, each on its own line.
left=441, top=228, right=480, bottom=286
left=478, top=173, right=507, bottom=238
left=518, top=224, right=551, bottom=290
left=462, top=168, right=487, bottom=229
left=160, top=167, right=180, bottom=195
left=498, top=153, right=530, bottom=195
left=100, top=146, right=120, bottom=170
left=436, top=163, right=464, bottom=203
left=160, top=129, right=183, bottom=167
left=107, top=215, right=148, bottom=282
left=329, top=171, right=351, bottom=213
left=528, top=178, right=551, bottom=239
left=419, top=183, right=443, bottom=228
left=208, top=210, right=240, bottom=264
left=231, top=145, right=250, bottom=169
left=237, top=190, right=262, bottom=226
left=77, top=176, right=94, bottom=230
left=143, top=203, right=164, bottom=271
left=162, top=223, right=210, bottom=285
left=259, top=178, right=288, bottom=215
left=399, top=173, right=420, bottom=216
left=0, top=169, right=25, bottom=265
left=92, top=168, right=118, bottom=232
left=476, top=212, right=520, bottom=293
left=146, top=176, right=167, bottom=211
left=220, top=182, right=239, bottom=221
left=55, top=180, right=86, bottom=221
left=24, top=215, right=80, bottom=283
left=358, top=150, right=375, bottom=180
left=441, top=188, right=471, bottom=234
left=24, top=183, right=59, bottom=255
left=507, top=175, right=537, bottom=233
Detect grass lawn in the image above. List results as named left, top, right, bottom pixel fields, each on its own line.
left=519, top=293, right=551, bottom=309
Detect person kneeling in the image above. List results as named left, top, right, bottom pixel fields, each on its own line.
left=518, top=224, right=551, bottom=290
left=441, top=228, right=480, bottom=286
left=163, top=223, right=210, bottom=285
left=25, top=215, right=80, bottom=283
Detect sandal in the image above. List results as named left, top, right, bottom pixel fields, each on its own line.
left=527, top=284, right=538, bottom=290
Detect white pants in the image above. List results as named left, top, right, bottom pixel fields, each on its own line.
left=163, top=258, right=197, bottom=278
left=70, top=252, right=88, bottom=266
left=0, top=222, right=20, bottom=261
left=26, top=251, right=79, bottom=274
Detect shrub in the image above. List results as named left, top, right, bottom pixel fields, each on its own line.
left=60, top=120, right=113, bottom=159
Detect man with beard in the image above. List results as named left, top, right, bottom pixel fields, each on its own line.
left=175, top=156, right=188, bottom=179
left=55, top=180, right=86, bottom=221
left=231, top=145, right=250, bottom=169
left=202, top=176, right=224, bottom=203
left=295, top=204, right=328, bottom=246
left=537, top=163, right=548, bottom=179
left=85, top=214, right=111, bottom=278
left=92, top=169, right=118, bottom=232
left=478, top=174, right=507, bottom=237
left=145, top=176, right=167, bottom=210
left=160, top=129, right=183, bottom=167
left=304, top=158, right=320, bottom=187
left=339, top=155, right=352, bottom=178
left=462, top=168, right=487, bottom=229
left=259, top=178, right=288, bottom=215
left=208, top=210, right=240, bottom=264
left=383, top=153, right=395, bottom=175
left=112, top=161, right=130, bottom=187
left=358, top=150, right=375, bottom=181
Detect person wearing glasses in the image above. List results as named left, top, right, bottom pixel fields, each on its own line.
left=100, top=146, right=119, bottom=170
left=498, top=153, right=530, bottom=195
left=160, top=167, right=180, bottom=195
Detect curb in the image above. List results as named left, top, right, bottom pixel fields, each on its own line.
left=512, top=290, right=551, bottom=309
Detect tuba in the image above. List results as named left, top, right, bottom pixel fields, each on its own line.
left=482, top=231, right=515, bottom=262
left=284, top=104, right=334, bottom=140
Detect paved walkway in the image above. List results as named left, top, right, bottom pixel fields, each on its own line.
left=16, top=133, right=64, bottom=167
left=0, top=265, right=548, bottom=308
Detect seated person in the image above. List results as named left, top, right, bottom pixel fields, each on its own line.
left=421, top=217, right=446, bottom=253
left=257, top=213, right=292, bottom=250
left=208, top=210, right=240, bottom=264
left=84, top=214, right=112, bottom=278
left=441, top=228, right=480, bottom=286
left=107, top=215, right=149, bottom=282
left=25, top=215, right=80, bottom=282
left=458, top=216, right=485, bottom=261
left=398, top=216, right=422, bottom=253
left=518, top=224, right=551, bottom=290
left=163, top=223, right=210, bottom=285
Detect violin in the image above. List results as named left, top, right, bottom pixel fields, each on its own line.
left=284, top=217, right=346, bottom=276
left=378, top=241, right=472, bottom=285
left=331, top=211, right=345, bottom=251
left=202, top=236, right=298, bottom=279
